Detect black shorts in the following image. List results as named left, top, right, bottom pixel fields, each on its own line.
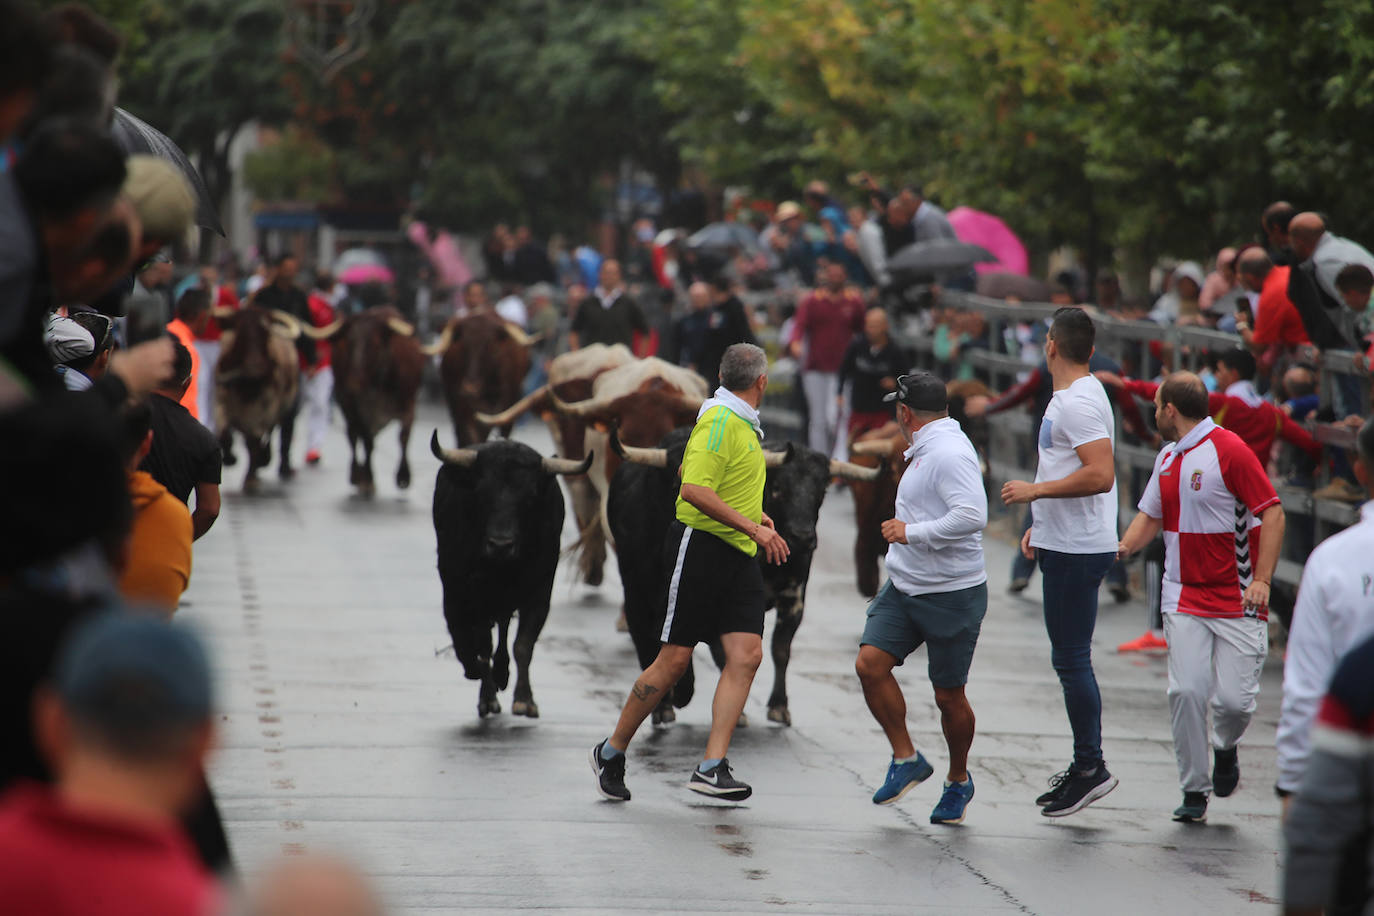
left=661, top=521, right=766, bottom=647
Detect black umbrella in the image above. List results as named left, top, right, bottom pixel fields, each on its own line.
left=110, top=107, right=225, bottom=237
left=686, top=221, right=761, bottom=252
left=976, top=271, right=1053, bottom=301
left=888, top=239, right=995, bottom=276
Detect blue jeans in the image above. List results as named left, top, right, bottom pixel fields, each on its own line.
left=1013, top=509, right=1126, bottom=590
left=1038, top=548, right=1116, bottom=771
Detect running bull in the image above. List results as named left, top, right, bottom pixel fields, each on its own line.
left=428, top=312, right=541, bottom=447
left=609, top=430, right=881, bottom=725
left=306, top=306, right=425, bottom=495
left=431, top=432, right=592, bottom=718
left=214, top=305, right=304, bottom=492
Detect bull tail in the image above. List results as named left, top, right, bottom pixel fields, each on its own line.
left=560, top=516, right=609, bottom=586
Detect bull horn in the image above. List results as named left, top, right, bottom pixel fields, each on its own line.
left=609, top=426, right=667, bottom=467
left=850, top=439, right=902, bottom=458
left=763, top=443, right=794, bottom=468
left=541, top=451, right=594, bottom=475
left=503, top=323, right=544, bottom=347
left=386, top=316, right=415, bottom=336
left=420, top=322, right=454, bottom=356
left=300, top=316, right=345, bottom=339
left=475, top=385, right=549, bottom=427
left=831, top=457, right=884, bottom=482
left=429, top=430, right=478, bottom=467
left=268, top=310, right=302, bottom=340
left=549, top=388, right=610, bottom=419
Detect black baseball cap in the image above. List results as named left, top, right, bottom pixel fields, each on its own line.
left=883, top=371, right=947, bottom=412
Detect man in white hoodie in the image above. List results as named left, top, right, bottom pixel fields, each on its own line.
left=854, top=371, right=988, bottom=825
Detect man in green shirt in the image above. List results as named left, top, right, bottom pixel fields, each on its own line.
left=591, top=343, right=790, bottom=802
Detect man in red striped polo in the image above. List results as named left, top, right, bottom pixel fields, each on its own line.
left=1117, top=372, right=1286, bottom=823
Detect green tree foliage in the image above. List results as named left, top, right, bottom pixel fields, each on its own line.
left=641, top=0, right=1374, bottom=270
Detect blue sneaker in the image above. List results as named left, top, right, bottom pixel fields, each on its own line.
left=930, top=776, right=975, bottom=824
left=872, top=753, right=934, bottom=805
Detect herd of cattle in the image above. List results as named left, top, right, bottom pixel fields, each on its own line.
left=217, top=304, right=984, bottom=722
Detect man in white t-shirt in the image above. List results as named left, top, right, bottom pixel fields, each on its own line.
left=1002, top=307, right=1119, bottom=818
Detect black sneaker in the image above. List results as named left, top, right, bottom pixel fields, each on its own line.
left=1173, top=791, right=1208, bottom=822
left=1035, top=768, right=1072, bottom=807
left=1008, top=577, right=1029, bottom=594
left=1041, top=764, right=1118, bottom=817
left=687, top=758, right=752, bottom=801
left=589, top=741, right=630, bottom=801
left=1212, top=747, right=1239, bottom=798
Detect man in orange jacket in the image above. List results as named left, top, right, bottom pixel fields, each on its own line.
left=165, top=289, right=210, bottom=420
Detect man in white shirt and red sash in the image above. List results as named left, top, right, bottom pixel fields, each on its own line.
left=1118, top=372, right=1285, bottom=823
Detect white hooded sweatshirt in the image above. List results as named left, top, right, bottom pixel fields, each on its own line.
left=885, top=417, right=988, bottom=597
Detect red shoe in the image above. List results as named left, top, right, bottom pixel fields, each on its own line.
left=1117, top=631, right=1167, bottom=653
left=305, top=450, right=321, bottom=466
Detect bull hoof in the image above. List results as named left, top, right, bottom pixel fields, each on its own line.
left=243, top=476, right=261, bottom=494
left=652, top=705, right=676, bottom=726
left=396, top=467, right=411, bottom=489
left=222, top=450, right=237, bottom=467
left=349, top=464, right=363, bottom=485
left=767, top=706, right=792, bottom=726
left=511, top=699, right=539, bottom=718
left=585, top=567, right=604, bottom=587
left=736, top=712, right=749, bottom=728
left=356, top=480, right=376, bottom=498
left=477, top=696, right=502, bottom=717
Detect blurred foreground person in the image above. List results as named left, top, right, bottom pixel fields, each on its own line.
left=0, top=613, right=219, bottom=916
left=1283, top=631, right=1374, bottom=916
left=249, top=856, right=384, bottom=916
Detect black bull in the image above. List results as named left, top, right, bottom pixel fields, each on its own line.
left=607, top=428, right=881, bottom=726
left=431, top=433, right=591, bottom=718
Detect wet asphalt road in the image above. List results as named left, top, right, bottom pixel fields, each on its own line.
left=181, top=402, right=1285, bottom=914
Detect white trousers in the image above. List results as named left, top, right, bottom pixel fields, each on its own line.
left=192, top=339, right=220, bottom=433
left=801, top=370, right=843, bottom=459
left=1163, top=611, right=1267, bottom=793
left=303, top=366, right=334, bottom=454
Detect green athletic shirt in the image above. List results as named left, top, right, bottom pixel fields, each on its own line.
left=675, top=405, right=766, bottom=556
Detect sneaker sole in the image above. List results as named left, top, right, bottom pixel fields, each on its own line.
left=686, top=780, right=752, bottom=802
left=1172, top=811, right=1207, bottom=823
left=930, top=812, right=968, bottom=825
left=1041, top=776, right=1118, bottom=818
left=588, top=747, right=629, bottom=802
left=874, top=773, right=931, bottom=806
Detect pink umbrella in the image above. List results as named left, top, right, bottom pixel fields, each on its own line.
left=406, top=220, right=471, bottom=289
left=947, top=207, right=1028, bottom=276
left=338, top=263, right=395, bottom=285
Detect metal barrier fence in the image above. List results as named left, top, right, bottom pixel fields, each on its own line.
left=904, top=291, right=1370, bottom=590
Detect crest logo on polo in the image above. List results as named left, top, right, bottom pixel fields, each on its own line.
left=1190, top=470, right=1203, bottom=491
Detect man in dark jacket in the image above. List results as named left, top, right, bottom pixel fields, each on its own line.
left=569, top=260, right=648, bottom=352
left=696, top=274, right=757, bottom=387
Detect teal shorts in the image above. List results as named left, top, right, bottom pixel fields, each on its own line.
left=861, top=580, right=988, bottom=688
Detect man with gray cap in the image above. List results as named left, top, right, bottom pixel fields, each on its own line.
left=855, top=372, right=988, bottom=824
left=0, top=612, right=218, bottom=915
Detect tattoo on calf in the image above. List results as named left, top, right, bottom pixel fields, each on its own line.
left=631, top=681, right=659, bottom=701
